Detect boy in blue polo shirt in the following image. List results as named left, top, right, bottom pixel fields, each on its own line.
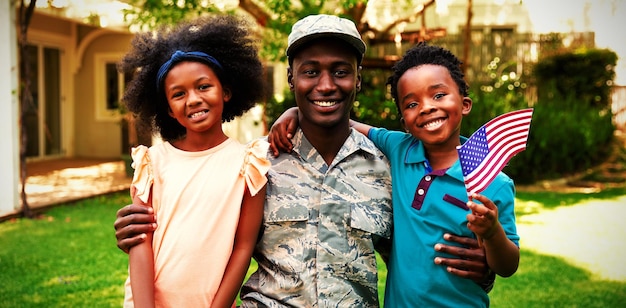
left=270, top=42, right=519, bottom=307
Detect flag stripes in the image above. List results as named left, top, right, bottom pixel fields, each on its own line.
left=457, top=108, right=534, bottom=196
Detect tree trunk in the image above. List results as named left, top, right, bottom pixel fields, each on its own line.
left=462, top=0, right=473, bottom=75
left=18, top=0, right=36, bottom=218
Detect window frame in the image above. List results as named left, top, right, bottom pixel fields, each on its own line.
left=94, top=53, right=125, bottom=122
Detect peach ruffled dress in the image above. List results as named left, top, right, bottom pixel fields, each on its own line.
left=123, top=138, right=270, bottom=307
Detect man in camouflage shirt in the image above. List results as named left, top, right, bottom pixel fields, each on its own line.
left=239, top=14, right=393, bottom=307
left=241, top=128, right=392, bottom=307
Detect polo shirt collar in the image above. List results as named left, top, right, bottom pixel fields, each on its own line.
left=404, top=135, right=468, bottom=183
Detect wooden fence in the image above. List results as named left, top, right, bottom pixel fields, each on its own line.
left=366, top=31, right=596, bottom=85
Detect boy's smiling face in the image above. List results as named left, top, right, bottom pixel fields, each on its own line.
left=398, top=64, right=472, bottom=149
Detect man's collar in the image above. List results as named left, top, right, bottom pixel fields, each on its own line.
left=290, top=128, right=379, bottom=162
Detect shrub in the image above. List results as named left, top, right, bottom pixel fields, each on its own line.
left=533, top=48, right=617, bottom=108
left=353, top=69, right=402, bottom=131
left=263, top=88, right=295, bottom=129
left=504, top=92, right=614, bottom=184
left=466, top=51, right=616, bottom=184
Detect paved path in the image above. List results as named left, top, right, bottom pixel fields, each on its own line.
left=516, top=195, right=626, bottom=281
left=24, top=160, right=131, bottom=208
left=2, top=158, right=131, bottom=219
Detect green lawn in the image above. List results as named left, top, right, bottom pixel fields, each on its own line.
left=1, top=190, right=625, bottom=307
left=0, top=194, right=129, bottom=307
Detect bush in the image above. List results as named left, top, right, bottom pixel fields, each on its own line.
left=465, top=51, right=616, bottom=184
left=353, top=69, right=402, bottom=131
left=504, top=92, right=614, bottom=184
left=463, top=56, right=530, bottom=136
left=467, top=87, right=615, bottom=184
left=533, top=48, right=617, bottom=108
left=263, top=88, right=296, bottom=129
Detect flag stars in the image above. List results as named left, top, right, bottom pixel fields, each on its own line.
left=458, top=127, right=489, bottom=176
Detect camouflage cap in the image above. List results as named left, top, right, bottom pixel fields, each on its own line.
left=286, top=14, right=366, bottom=63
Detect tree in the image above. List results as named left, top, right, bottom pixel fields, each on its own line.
left=462, top=0, right=473, bottom=75
left=16, top=0, right=36, bottom=218
left=123, top=0, right=437, bottom=61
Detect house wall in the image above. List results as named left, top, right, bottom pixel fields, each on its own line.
left=364, top=0, right=533, bottom=34
left=30, top=11, right=74, bottom=34
left=74, top=33, right=132, bottom=158
left=423, top=0, right=534, bottom=34
left=0, top=0, right=20, bottom=216
left=25, top=11, right=134, bottom=159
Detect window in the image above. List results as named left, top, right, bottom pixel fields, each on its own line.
left=94, top=53, right=130, bottom=121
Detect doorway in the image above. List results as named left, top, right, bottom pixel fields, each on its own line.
left=24, top=44, right=62, bottom=158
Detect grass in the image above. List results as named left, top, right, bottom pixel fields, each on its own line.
left=490, top=250, right=626, bottom=307
left=0, top=193, right=129, bottom=307
left=1, top=190, right=625, bottom=307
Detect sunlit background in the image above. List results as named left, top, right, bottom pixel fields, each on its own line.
left=32, top=0, right=626, bottom=85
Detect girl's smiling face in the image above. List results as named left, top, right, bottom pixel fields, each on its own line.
left=164, top=61, right=230, bottom=140
left=398, top=64, right=472, bottom=149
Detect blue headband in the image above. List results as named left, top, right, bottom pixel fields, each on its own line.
left=156, top=50, right=223, bottom=91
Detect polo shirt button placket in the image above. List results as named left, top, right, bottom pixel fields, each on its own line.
left=411, top=172, right=442, bottom=210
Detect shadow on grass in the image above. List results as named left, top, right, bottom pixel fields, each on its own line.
left=516, top=186, right=626, bottom=209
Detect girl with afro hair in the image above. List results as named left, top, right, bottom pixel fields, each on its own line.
left=119, top=15, right=270, bottom=307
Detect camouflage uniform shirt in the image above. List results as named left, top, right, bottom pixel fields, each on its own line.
left=240, top=128, right=393, bottom=308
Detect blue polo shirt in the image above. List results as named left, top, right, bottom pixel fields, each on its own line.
left=369, top=128, right=519, bottom=307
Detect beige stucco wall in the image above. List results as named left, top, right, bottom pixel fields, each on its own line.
left=363, top=0, right=533, bottom=34
left=426, top=0, right=533, bottom=34
left=30, top=11, right=74, bottom=34
left=74, top=33, right=133, bottom=158
left=25, top=11, right=133, bottom=159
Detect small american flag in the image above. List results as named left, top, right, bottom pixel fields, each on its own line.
left=457, top=108, right=534, bottom=196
